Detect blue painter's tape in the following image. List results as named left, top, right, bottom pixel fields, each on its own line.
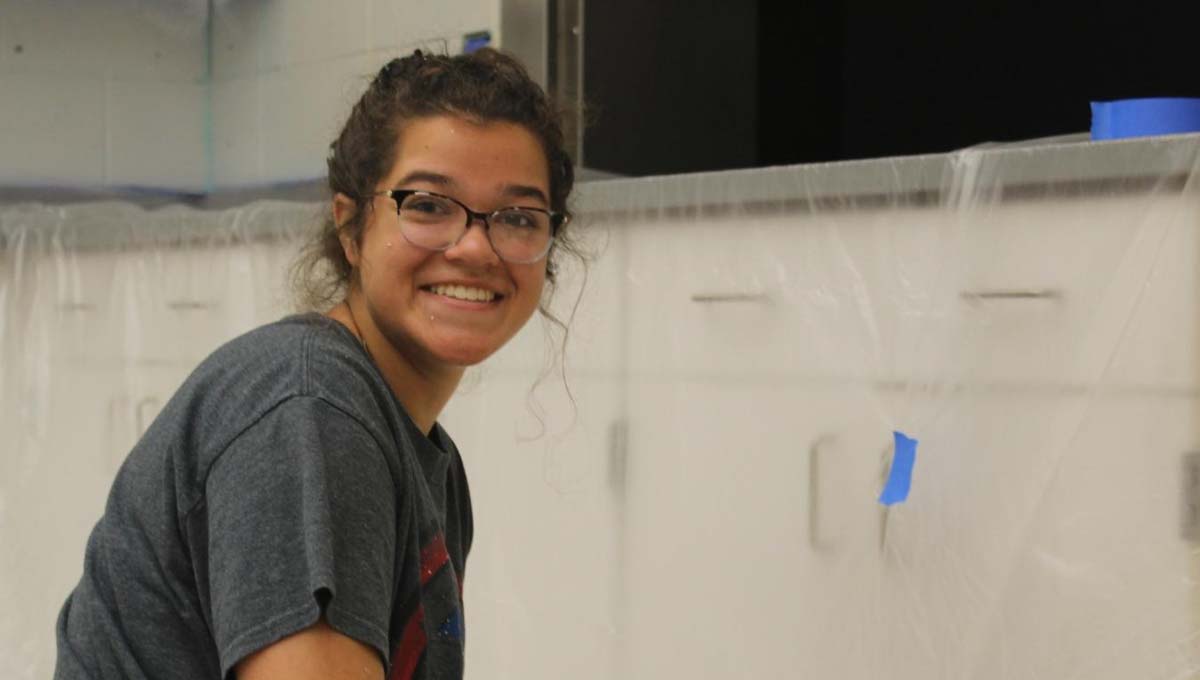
left=1091, top=98, right=1200, bottom=140
left=879, top=431, right=918, bottom=506
left=463, top=31, right=492, bottom=54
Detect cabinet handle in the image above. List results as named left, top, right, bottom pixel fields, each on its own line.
left=879, top=442, right=898, bottom=551
left=690, top=292, right=769, bottom=303
left=1182, top=451, right=1200, bottom=542
left=607, top=419, right=629, bottom=498
left=808, top=435, right=836, bottom=553
left=960, top=289, right=1060, bottom=302
left=136, top=397, right=161, bottom=436
left=166, top=300, right=216, bottom=311
left=108, top=395, right=130, bottom=470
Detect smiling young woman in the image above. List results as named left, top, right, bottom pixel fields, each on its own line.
left=54, top=49, right=580, bottom=680
left=328, top=116, right=557, bottom=433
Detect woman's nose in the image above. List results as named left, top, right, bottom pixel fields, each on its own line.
left=445, top=217, right=501, bottom=265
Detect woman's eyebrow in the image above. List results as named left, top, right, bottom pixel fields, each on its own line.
left=395, top=170, right=456, bottom=188
left=395, top=171, right=548, bottom=205
left=502, top=183, right=549, bottom=205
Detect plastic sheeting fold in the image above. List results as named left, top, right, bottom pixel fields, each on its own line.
left=3, top=134, right=1200, bottom=679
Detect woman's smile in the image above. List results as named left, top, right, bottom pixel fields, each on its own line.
left=422, top=283, right=501, bottom=303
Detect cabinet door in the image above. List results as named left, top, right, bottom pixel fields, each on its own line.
left=622, top=207, right=957, bottom=385
left=618, top=379, right=893, bottom=679
left=617, top=209, right=930, bottom=678
left=950, top=195, right=1200, bottom=389
left=447, top=224, right=627, bottom=680
left=446, top=375, right=623, bottom=680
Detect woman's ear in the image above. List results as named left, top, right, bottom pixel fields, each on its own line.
left=332, top=193, right=360, bottom=266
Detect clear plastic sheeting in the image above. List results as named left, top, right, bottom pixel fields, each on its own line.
left=3, top=134, right=1200, bottom=679
left=0, top=201, right=320, bottom=677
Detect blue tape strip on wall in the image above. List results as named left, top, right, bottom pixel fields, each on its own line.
left=879, top=431, right=918, bottom=506
left=1091, top=98, right=1200, bottom=140
left=463, top=31, right=492, bottom=54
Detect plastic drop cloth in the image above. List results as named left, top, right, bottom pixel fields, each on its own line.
left=3, top=134, right=1200, bottom=679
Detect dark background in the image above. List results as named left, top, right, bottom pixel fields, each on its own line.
left=582, top=0, right=1200, bottom=176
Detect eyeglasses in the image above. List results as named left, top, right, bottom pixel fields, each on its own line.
left=375, top=189, right=569, bottom=264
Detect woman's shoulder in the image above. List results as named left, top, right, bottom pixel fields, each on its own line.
left=203, top=313, right=367, bottom=382
left=218, top=312, right=356, bottom=358
left=181, top=313, right=387, bottom=425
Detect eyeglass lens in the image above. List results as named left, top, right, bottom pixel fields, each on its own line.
left=397, top=192, right=553, bottom=263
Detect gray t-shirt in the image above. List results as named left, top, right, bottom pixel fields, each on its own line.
left=54, top=313, right=473, bottom=679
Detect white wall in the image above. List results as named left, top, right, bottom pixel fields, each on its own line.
left=210, top=0, right=499, bottom=187
left=0, top=0, right=207, bottom=189
left=0, top=0, right=499, bottom=191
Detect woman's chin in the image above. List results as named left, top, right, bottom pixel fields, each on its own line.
left=429, top=338, right=504, bottom=368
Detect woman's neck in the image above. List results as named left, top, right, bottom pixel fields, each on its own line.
left=327, top=298, right=462, bottom=436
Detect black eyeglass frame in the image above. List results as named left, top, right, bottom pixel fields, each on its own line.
left=373, top=188, right=570, bottom=264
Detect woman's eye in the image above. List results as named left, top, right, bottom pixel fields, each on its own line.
left=495, top=210, right=539, bottom=229
left=406, top=199, right=451, bottom=214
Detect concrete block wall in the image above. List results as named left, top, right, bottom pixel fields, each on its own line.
left=0, top=0, right=207, bottom=189
left=0, top=0, right=498, bottom=192
left=210, top=0, right=498, bottom=187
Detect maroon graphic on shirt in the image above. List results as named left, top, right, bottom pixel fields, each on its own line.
left=389, top=532, right=464, bottom=680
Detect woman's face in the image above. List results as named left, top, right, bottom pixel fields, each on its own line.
left=343, top=115, right=550, bottom=372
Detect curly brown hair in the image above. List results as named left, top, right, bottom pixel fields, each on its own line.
left=292, top=47, right=581, bottom=315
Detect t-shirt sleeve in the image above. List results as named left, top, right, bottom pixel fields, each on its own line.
left=204, top=395, right=396, bottom=677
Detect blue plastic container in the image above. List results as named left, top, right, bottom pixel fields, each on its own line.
left=1091, top=98, right=1200, bottom=140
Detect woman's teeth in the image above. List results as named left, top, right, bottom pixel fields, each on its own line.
left=428, top=284, right=497, bottom=302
